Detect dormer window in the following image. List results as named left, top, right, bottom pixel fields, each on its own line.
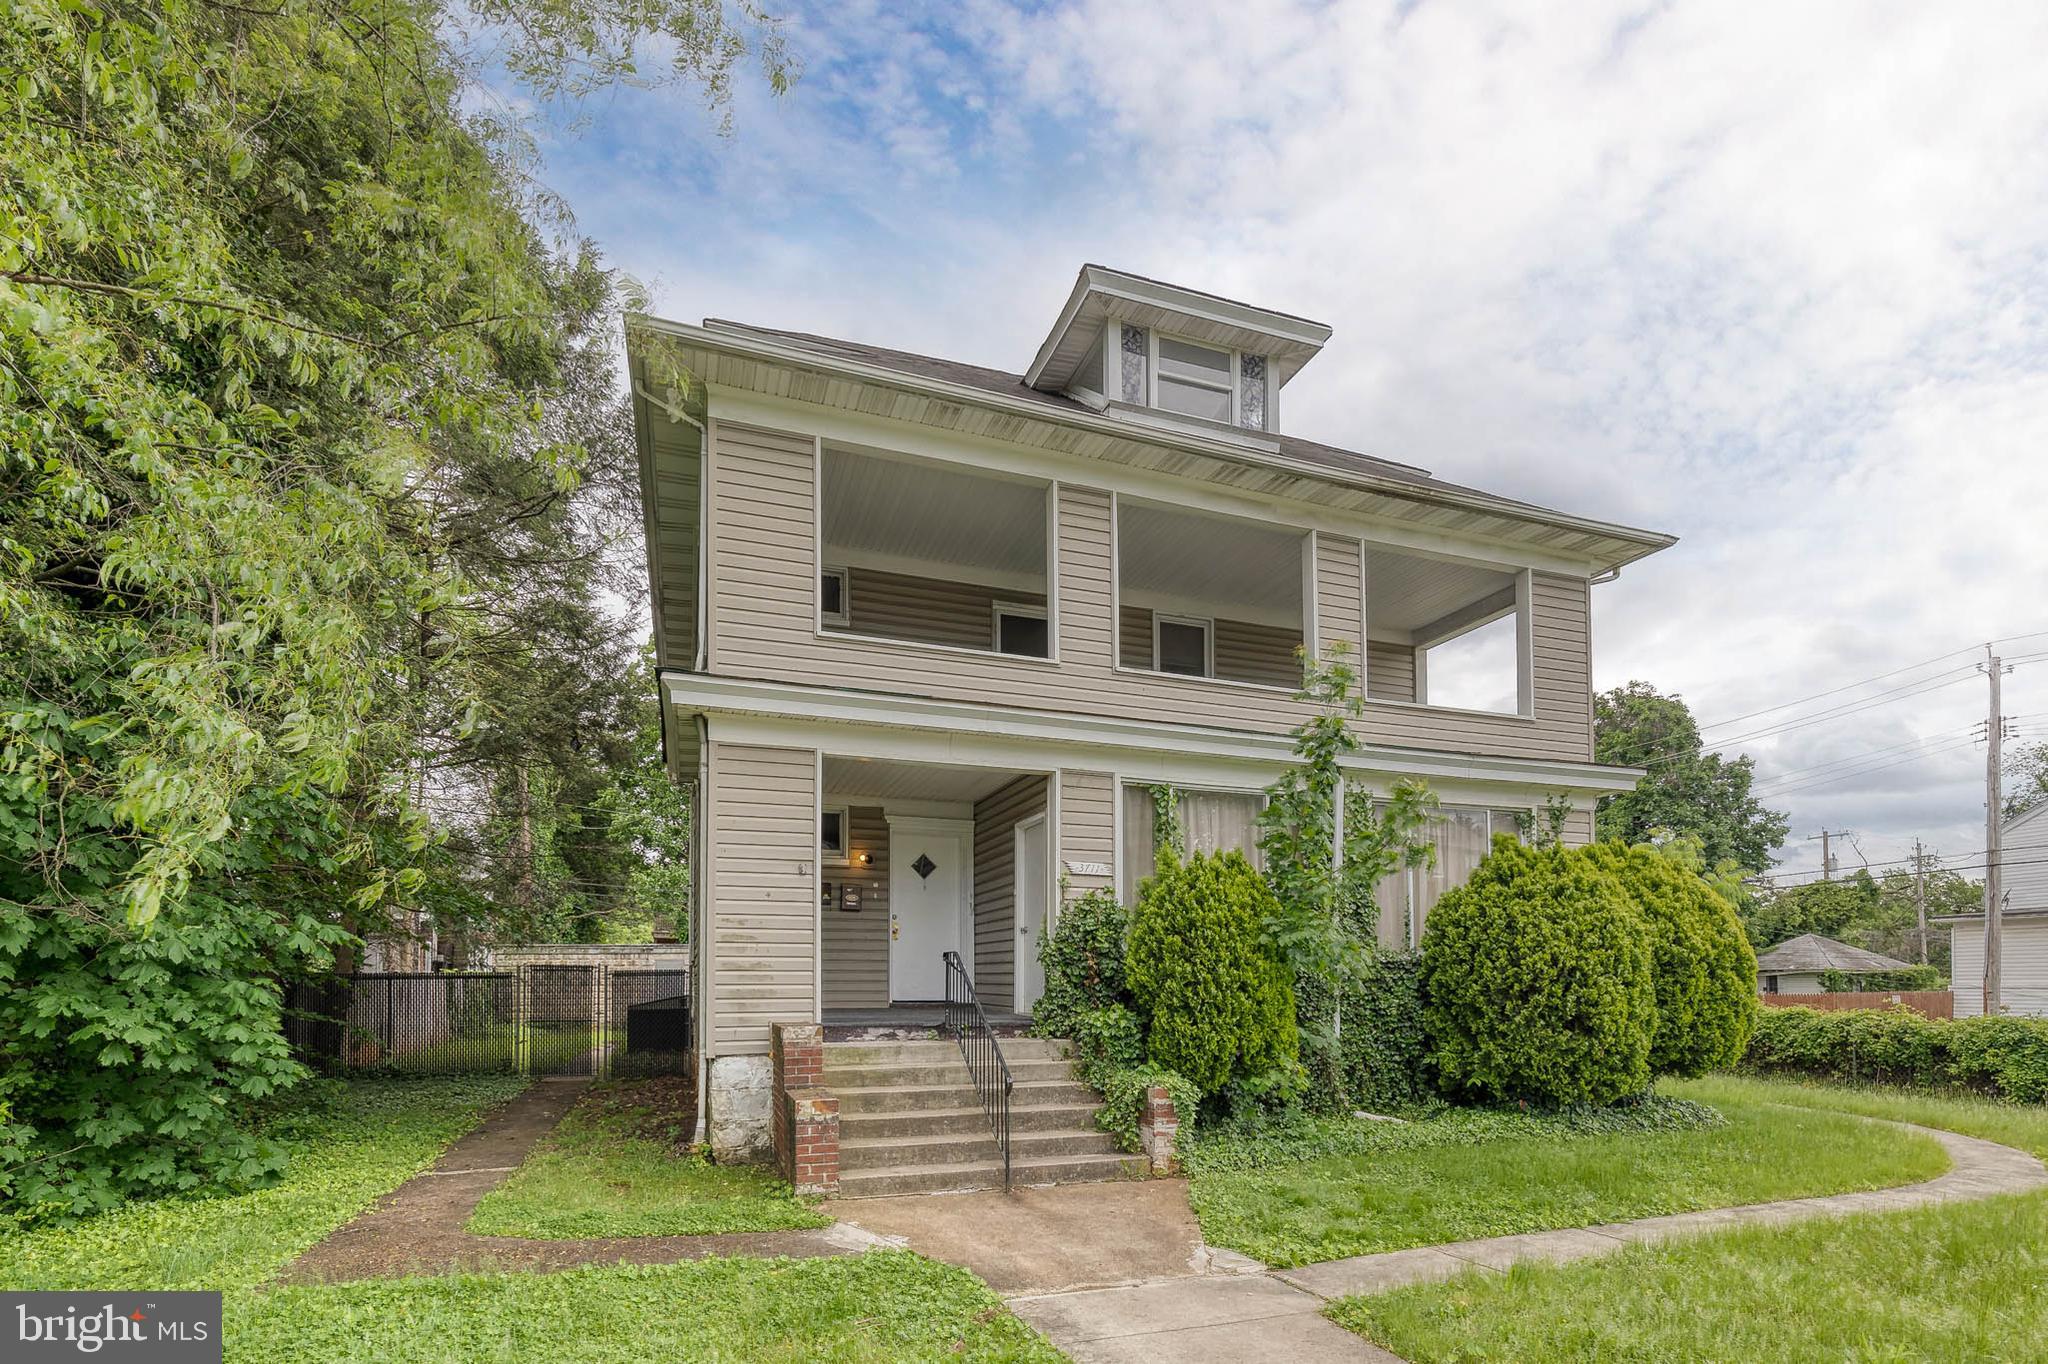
left=1157, top=338, right=1234, bottom=422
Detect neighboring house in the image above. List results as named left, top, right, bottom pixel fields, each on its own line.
left=1754, top=932, right=1912, bottom=996
left=1940, top=801, right=2048, bottom=1017
left=628, top=265, right=1674, bottom=1159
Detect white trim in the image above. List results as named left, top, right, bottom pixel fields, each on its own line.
left=667, top=672, right=1642, bottom=795
left=1048, top=481, right=1063, bottom=663
left=1049, top=769, right=1066, bottom=922
left=1305, top=530, right=1321, bottom=660
left=1515, top=569, right=1536, bottom=719
left=814, top=752, right=826, bottom=1021
left=1108, top=489, right=1123, bottom=666
left=1153, top=612, right=1215, bottom=678
left=702, top=414, right=720, bottom=671
left=819, top=564, right=851, bottom=628
left=704, top=389, right=1625, bottom=578
left=992, top=599, right=1051, bottom=658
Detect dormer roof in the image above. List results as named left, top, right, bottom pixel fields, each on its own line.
left=1025, top=264, right=1333, bottom=395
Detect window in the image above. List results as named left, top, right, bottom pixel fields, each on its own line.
left=1373, top=806, right=1528, bottom=947
left=1155, top=337, right=1234, bottom=423
left=1120, top=785, right=1265, bottom=904
left=1154, top=614, right=1213, bottom=677
left=821, top=805, right=849, bottom=865
left=820, top=567, right=850, bottom=626
left=993, top=602, right=1050, bottom=658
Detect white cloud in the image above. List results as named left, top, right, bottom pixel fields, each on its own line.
left=527, top=0, right=2048, bottom=873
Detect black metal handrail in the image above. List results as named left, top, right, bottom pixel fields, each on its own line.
left=941, top=950, right=1015, bottom=1190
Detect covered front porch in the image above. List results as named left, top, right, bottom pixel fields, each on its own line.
left=819, top=755, right=1055, bottom=1022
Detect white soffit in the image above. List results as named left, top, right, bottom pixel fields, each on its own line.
left=1119, top=499, right=1305, bottom=616
left=1028, top=264, right=1333, bottom=394
left=822, top=445, right=1048, bottom=579
left=823, top=755, right=1031, bottom=804
left=1366, top=547, right=1516, bottom=636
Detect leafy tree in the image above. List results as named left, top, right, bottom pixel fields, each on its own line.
left=1594, top=683, right=1790, bottom=874
left=1743, top=865, right=1975, bottom=971
left=1, top=0, right=787, bottom=1213
left=1420, top=838, right=1657, bottom=1106
left=1126, top=852, right=1298, bottom=1098
left=1257, top=644, right=1434, bottom=1108
left=2003, top=740, right=2048, bottom=820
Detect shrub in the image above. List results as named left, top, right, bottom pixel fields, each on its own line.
left=1093, top=1066, right=1204, bottom=1152
left=1338, top=953, right=1435, bottom=1113
left=1032, top=888, right=1129, bottom=1038
left=1420, top=838, right=1656, bottom=1106
left=1577, top=841, right=1756, bottom=1077
left=1126, top=851, right=1299, bottom=1096
left=1068, top=1005, right=1145, bottom=1075
left=1742, top=1006, right=2048, bottom=1102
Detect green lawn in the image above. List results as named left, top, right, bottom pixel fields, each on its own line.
left=1332, top=1077, right=2048, bottom=1363
left=0, top=1075, right=528, bottom=1291
left=468, top=1080, right=830, bottom=1238
left=230, top=1252, right=1062, bottom=1363
left=1187, top=1088, right=1948, bottom=1267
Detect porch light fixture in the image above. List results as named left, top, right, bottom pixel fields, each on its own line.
left=854, top=850, right=872, bottom=867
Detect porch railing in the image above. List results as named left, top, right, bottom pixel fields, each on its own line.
left=941, top=950, right=1014, bottom=1191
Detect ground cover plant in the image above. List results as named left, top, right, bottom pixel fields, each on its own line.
left=1184, top=1086, right=1946, bottom=1267
left=468, top=1079, right=827, bottom=1238
left=1330, top=1076, right=2048, bottom=1363
left=232, top=1251, right=1061, bottom=1364
left=0, top=1076, right=523, bottom=1290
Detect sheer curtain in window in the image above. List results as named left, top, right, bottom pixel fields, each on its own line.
left=1120, top=785, right=1157, bottom=905
left=1180, top=791, right=1264, bottom=867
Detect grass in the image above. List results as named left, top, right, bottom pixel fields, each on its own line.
left=1187, top=1087, right=1949, bottom=1267
left=468, top=1079, right=830, bottom=1238
left=229, top=1252, right=1062, bottom=1363
left=0, top=1074, right=527, bottom=1291
left=1331, top=1077, right=2048, bottom=1363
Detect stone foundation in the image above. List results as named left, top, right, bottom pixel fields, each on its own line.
left=705, top=1053, right=774, bottom=1162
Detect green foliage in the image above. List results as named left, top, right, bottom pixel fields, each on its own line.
left=1742, top=1006, right=2048, bottom=1103
left=1821, top=964, right=1944, bottom=992
left=1068, top=1005, right=1146, bottom=1074
left=1747, top=867, right=1974, bottom=971
left=1126, top=852, right=1299, bottom=1096
left=1594, top=683, right=1790, bottom=874
left=1031, top=888, right=1130, bottom=1039
left=1578, top=841, right=1757, bottom=1077
left=1420, top=838, right=1657, bottom=1105
left=2005, top=740, right=2048, bottom=819
left=1094, top=1067, right=1204, bottom=1153
left=0, top=0, right=782, bottom=1210
left=1337, top=953, right=1436, bottom=1113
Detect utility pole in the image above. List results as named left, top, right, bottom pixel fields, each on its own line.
left=1912, top=839, right=1928, bottom=966
left=1984, top=647, right=2006, bottom=1016
left=1806, top=829, right=1842, bottom=880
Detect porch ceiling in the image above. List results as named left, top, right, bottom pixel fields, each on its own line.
left=824, top=755, right=1032, bottom=805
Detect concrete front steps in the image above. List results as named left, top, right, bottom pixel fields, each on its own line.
left=823, top=1037, right=1145, bottom=1197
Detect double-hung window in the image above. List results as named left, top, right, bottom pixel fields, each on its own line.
left=1153, top=614, right=1213, bottom=678
left=1154, top=337, right=1235, bottom=423
left=993, top=601, right=1051, bottom=658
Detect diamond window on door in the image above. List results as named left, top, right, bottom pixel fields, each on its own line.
left=912, top=853, right=937, bottom=880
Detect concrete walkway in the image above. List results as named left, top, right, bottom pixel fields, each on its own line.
left=1005, top=1120, right=2048, bottom=1363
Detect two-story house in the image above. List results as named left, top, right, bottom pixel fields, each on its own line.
left=628, top=265, right=1673, bottom=1171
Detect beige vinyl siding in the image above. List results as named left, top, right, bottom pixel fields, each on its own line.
left=1058, top=769, right=1115, bottom=905
left=830, top=567, right=1044, bottom=652
left=645, top=414, right=702, bottom=670
left=1366, top=642, right=1418, bottom=703
left=706, top=741, right=816, bottom=1054
left=972, top=775, right=1050, bottom=1010
left=1117, top=604, right=1301, bottom=687
left=707, top=421, right=1595, bottom=763
left=1315, top=533, right=1364, bottom=658
left=1560, top=806, right=1595, bottom=847
left=821, top=806, right=889, bottom=1009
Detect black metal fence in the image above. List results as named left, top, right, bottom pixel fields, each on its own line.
left=287, top=964, right=690, bottom=1078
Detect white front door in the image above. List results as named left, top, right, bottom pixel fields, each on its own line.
left=890, top=822, right=968, bottom=1001
left=1013, top=814, right=1049, bottom=1011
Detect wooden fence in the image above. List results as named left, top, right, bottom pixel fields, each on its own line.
left=1759, top=990, right=1953, bottom=1020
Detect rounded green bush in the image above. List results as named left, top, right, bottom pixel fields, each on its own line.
left=1125, top=851, right=1298, bottom=1095
left=1577, top=841, right=1757, bottom=1077
left=1419, top=837, right=1656, bottom=1105
left=1031, top=887, right=1129, bottom=1038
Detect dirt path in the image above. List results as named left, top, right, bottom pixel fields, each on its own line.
left=280, top=1081, right=877, bottom=1284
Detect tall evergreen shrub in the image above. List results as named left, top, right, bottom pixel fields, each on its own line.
left=1126, top=852, right=1298, bottom=1095
left=1420, top=838, right=1656, bottom=1105
left=1031, top=888, right=1129, bottom=1038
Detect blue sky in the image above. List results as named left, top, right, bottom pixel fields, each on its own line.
left=510, top=0, right=2048, bottom=880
